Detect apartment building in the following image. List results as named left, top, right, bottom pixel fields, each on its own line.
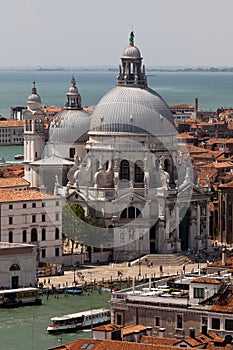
left=0, top=119, right=24, bottom=145
left=0, top=189, right=62, bottom=264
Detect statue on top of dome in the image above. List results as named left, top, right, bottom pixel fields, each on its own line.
left=129, top=31, right=134, bottom=46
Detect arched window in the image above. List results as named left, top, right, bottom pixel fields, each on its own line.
left=22, top=230, right=27, bottom=242
left=164, top=159, right=170, bottom=173
left=108, top=225, right=114, bottom=235
left=228, top=202, right=232, bottom=217
left=120, top=207, right=142, bottom=219
left=10, top=264, right=20, bottom=271
left=120, top=160, right=130, bottom=180
left=42, top=228, right=46, bottom=241
left=55, top=228, right=59, bottom=240
left=31, top=228, right=37, bottom=242
left=9, top=231, right=13, bottom=243
left=134, top=160, right=144, bottom=183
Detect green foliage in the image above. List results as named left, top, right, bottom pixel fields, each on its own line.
left=62, top=203, right=111, bottom=249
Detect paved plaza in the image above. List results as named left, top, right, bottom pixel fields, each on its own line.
left=39, top=260, right=205, bottom=289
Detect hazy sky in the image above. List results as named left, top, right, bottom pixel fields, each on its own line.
left=1, top=0, right=233, bottom=67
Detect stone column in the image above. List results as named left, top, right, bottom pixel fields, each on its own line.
left=31, top=140, right=35, bottom=162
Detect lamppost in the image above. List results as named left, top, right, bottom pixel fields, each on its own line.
left=72, top=265, right=76, bottom=285
left=88, top=271, right=93, bottom=333
left=138, top=258, right=141, bottom=279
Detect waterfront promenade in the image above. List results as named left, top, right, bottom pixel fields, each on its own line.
left=38, top=260, right=205, bottom=289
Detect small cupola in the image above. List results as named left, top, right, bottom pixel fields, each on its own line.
left=64, top=76, right=82, bottom=110
left=117, top=31, right=147, bottom=88
left=27, top=81, right=42, bottom=111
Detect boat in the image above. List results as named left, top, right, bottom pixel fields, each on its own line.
left=47, top=308, right=110, bottom=333
left=0, top=157, right=5, bottom=163
left=0, top=287, right=42, bottom=308
left=14, top=154, right=24, bottom=160
left=67, top=287, right=83, bottom=295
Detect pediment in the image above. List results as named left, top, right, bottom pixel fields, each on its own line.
left=112, top=189, right=147, bottom=203
left=178, top=182, right=203, bottom=198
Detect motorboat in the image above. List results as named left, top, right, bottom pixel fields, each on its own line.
left=14, top=154, right=24, bottom=160
left=47, top=308, right=110, bottom=333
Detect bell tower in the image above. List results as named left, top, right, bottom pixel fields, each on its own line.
left=23, top=82, right=45, bottom=186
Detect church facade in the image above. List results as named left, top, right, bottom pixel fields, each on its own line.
left=24, top=33, right=212, bottom=262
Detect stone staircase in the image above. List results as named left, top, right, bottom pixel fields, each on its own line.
left=132, top=253, right=194, bottom=266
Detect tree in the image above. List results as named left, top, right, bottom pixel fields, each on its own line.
left=62, top=203, right=112, bottom=252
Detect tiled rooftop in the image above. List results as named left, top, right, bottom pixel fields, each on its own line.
left=0, top=120, right=24, bottom=127
left=191, top=278, right=221, bottom=284
left=0, top=189, right=58, bottom=203
left=0, top=177, right=30, bottom=188
left=123, top=325, right=148, bottom=335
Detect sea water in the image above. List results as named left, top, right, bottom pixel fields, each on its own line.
left=1, top=70, right=233, bottom=120
left=1, top=70, right=233, bottom=162
left=1, top=70, right=233, bottom=348
left=0, top=291, right=110, bottom=350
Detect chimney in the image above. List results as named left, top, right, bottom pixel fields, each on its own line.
left=194, top=98, right=198, bottom=113
left=202, top=325, right=208, bottom=335
left=189, top=327, right=195, bottom=338
left=146, top=326, right=153, bottom=336
left=133, top=330, right=141, bottom=343
left=222, top=247, right=226, bottom=266
left=158, top=328, right=165, bottom=338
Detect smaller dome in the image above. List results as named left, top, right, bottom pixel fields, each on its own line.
left=64, top=76, right=82, bottom=110
left=27, top=82, right=42, bottom=111
left=27, top=93, right=41, bottom=103
left=122, top=45, right=141, bottom=59
left=49, top=109, right=91, bottom=144
left=68, top=86, right=79, bottom=94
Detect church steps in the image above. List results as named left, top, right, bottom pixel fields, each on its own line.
left=132, top=254, right=193, bottom=266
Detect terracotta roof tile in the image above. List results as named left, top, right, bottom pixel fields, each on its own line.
left=219, top=180, right=233, bottom=188
left=176, top=132, right=194, bottom=139
left=174, top=337, right=202, bottom=347
left=186, top=145, right=208, bottom=154
left=191, top=278, right=221, bottom=284
left=0, top=177, right=30, bottom=188
left=0, top=120, right=24, bottom=127
left=170, top=104, right=194, bottom=109
left=141, top=336, right=176, bottom=346
left=94, top=324, right=122, bottom=331
left=200, top=161, right=233, bottom=168
left=211, top=294, right=233, bottom=313
left=42, top=106, right=63, bottom=113
left=0, top=189, right=58, bottom=203
left=123, top=325, right=147, bottom=335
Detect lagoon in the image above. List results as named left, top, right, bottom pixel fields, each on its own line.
left=0, top=291, right=110, bottom=350
left=1, top=70, right=233, bottom=120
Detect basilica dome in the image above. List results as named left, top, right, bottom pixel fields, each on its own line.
left=49, top=109, right=91, bottom=143
left=49, top=76, right=91, bottom=144
left=89, top=32, right=175, bottom=137
left=89, top=86, right=175, bottom=136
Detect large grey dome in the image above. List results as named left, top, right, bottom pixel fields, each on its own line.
left=49, top=109, right=91, bottom=143
left=89, top=86, right=176, bottom=136
left=90, top=32, right=175, bottom=137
